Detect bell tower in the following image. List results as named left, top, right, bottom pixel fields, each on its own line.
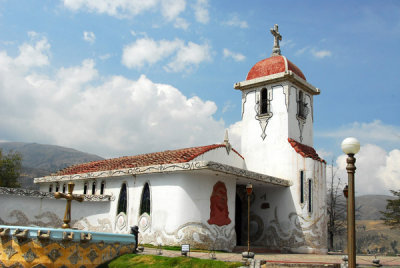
left=234, top=24, right=321, bottom=178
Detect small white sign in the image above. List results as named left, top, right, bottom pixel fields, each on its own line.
left=181, top=244, right=190, bottom=253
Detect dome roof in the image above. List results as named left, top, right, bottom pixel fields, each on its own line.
left=246, top=55, right=306, bottom=81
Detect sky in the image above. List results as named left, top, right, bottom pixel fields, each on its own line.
left=0, top=0, right=399, bottom=196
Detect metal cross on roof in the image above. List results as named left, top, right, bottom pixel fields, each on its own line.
left=54, top=182, right=84, bottom=229
left=270, top=24, right=282, bottom=56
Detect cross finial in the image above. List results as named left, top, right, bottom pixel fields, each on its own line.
left=54, top=182, right=84, bottom=229
left=270, top=24, right=282, bottom=56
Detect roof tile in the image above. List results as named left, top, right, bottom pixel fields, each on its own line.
left=54, top=144, right=243, bottom=176
left=288, top=138, right=326, bottom=163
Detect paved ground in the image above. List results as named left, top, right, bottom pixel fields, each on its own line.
left=138, top=247, right=400, bottom=267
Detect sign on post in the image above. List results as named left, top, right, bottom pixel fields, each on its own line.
left=181, top=244, right=190, bottom=256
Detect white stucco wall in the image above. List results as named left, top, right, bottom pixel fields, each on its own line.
left=193, top=146, right=244, bottom=169
left=135, top=171, right=237, bottom=250
left=0, top=193, right=112, bottom=232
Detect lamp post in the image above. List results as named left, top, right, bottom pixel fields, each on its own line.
left=246, top=183, right=253, bottom=255
left=341, top=137, right=360, bottom=268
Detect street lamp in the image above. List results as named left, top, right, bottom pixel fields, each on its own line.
left=242, top=183, right=254, bottom=260
left=341, top=137, right=360, bottom=268
left=343, top=185, right=348, bottom=199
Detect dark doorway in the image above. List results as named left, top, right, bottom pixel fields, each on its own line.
left=235, top=193, right=242, bottom=245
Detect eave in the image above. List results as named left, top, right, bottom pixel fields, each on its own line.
left=234, top=71, right=320, bottom=96
left=34, top=161, right=292, bottom=187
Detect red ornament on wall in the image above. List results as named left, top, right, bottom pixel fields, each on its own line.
left=207, top=181, right=231, bottom=226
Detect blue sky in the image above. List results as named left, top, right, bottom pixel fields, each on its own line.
left=0, top=0, right=399, bottom=195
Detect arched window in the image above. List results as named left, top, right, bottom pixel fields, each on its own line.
left=55, top=183, right=59, bottom=192
left=260, top=88, right=269, bottom=115
left=100, top=181, right=105, bottom=195
left=297, top=90, right=307, bottom=119
left=83, top=182, right=88, bottom=195
left=117, top=183, right=127, bottom=215
left=62, top=184, right=66, bottom=193
left=49, top=184, right=53, bottom=193
left=140, top=183, right=151, bottom=215
left=91, top=181, right=96, bottom=195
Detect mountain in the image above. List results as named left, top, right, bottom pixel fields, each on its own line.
left=356, top=194, right=395, bottom=220
left=0, top=142, right=103, bottom=189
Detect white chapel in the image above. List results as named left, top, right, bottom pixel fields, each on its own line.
left=0, top=25, right=327, bottom=253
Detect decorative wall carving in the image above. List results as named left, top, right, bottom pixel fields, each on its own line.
left=283, top=85, right=290, bottom=111
left=306, top=94, right=313, bottom=122
left=139, top=222, right=236, bottom=251
left=208, top=181, right=231, bottom=226
left=261, top=207, right=326, bottom=251
left=115, top=212, right=127, bottom=232
left=241, top=90, right=254, bottom=119
left=0, top=210, right=67, bottom=228
left=138, top=213, right=151, bottom=232
left=73, top=218, right=112, bottom=233
left=0, top=209, right=112, bottom=233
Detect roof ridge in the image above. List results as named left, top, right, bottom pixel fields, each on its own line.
left=53, top=144, right=243, bottom=176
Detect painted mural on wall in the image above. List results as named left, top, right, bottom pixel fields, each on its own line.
left=207, top=181, right=231, bottom=226
left=139, top=222, right=236, bottom=251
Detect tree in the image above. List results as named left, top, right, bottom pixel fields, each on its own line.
left=327, top=160, right=347, bottom=251
left=0, top=149, right=22, bottom=188
left=381, top=190, right=400, bottom=228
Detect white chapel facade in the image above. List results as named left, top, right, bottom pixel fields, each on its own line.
left=0, top=25, right=327, bottom=253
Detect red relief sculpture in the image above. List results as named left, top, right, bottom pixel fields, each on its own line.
left=208, top=181, right=231, bottom=226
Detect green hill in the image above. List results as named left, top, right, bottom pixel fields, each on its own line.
left=0, top=142, right=103, bottom=189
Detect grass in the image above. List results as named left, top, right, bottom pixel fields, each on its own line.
left=100, top=254, right=243, bottom=268
left=139, top=244, right=227, bottom=253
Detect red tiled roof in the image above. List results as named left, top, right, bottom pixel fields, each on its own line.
left=54, top=144, right=244, bottom=176
left=246, top=55, right=306, bottom=81
left=288, top=138, right=326, bottom=163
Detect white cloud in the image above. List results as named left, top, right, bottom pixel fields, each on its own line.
left=122, top=37, right=212, bottom=72
left=14, top=32, right=50, bottom=68
left=99, top=53, right=111, bottom=60
left=174, top=17, right=189, bottom=30
left=83, top=31, right=96, bottom=44
left=227, top=121, right=242, bottom=152
left=161, top=0, right=186, bottom=21
left=280, top=39, right=295, bottom=49
left=193, top=0, right=209, bottom=24
left=122, top=38, right=183, bottom=68
left=63, top=0, right=158, bottom=19
left=316, top=148, right=333, bottom=160
left=165, top=41, right=211, bottom=72
left=223, top=48, right=245, bottom=62
left=223, top=14, right=248, bottom=28
left=311, top=49, right=332, bottom=59
left=295, top=46, right=332, bottom=59
left=335, top=144, right=400, bottom=195
left=317, top=120, right=400, bottom=149
left=63, top=0, right=197, bottom=27
left=0, top=35, right=225, bottom=158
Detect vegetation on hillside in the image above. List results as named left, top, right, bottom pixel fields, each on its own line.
left=381, top=190, right=400, bottom=229
left=332, top=220, right=400, bottom=255
left=100, top=254, right=242, bottom=268
left=0, top=149, right=22, bottom=188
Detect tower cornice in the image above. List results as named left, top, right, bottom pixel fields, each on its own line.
left=234, top=70, right=320, bottom=95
